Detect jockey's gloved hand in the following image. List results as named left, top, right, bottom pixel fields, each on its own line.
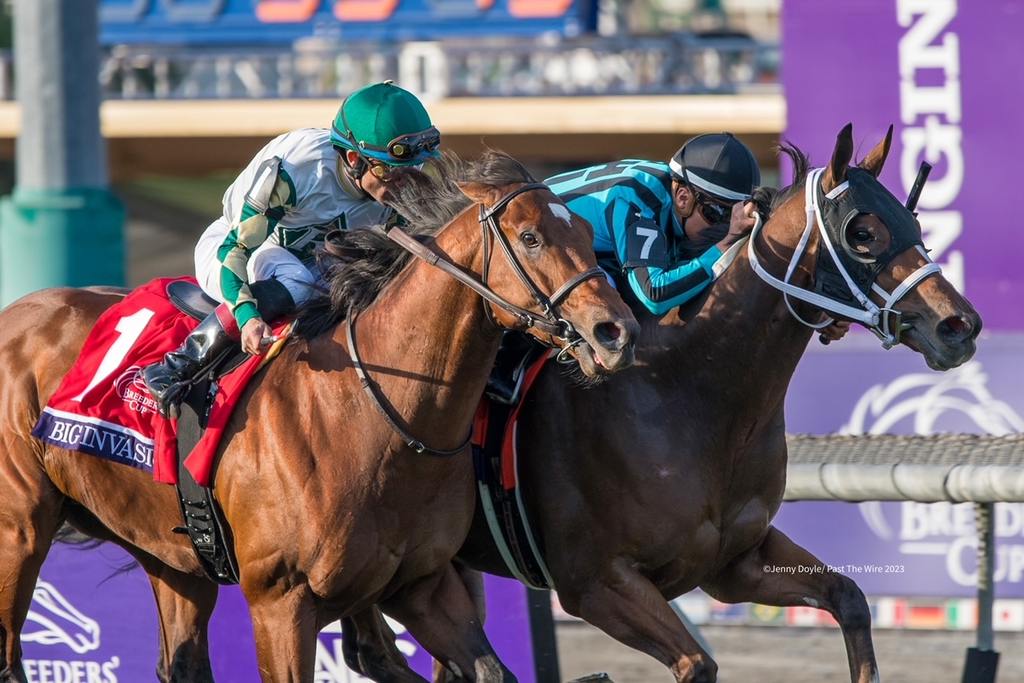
left=719, top=201, right=757, bottom=250
left=242, top=318, right=275, bottom=355
left=818, top=319, right=852, bottom=345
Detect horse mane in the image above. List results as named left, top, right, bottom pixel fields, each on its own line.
left=768, top=141, right=811, bottom=212
left=295, top=150, right=535, bottom=339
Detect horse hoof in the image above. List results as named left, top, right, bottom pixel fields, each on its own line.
left=567, top=674, right=614, bottom=683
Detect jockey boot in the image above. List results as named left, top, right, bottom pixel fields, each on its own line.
left=485, top=331, right=537, bottom=405
left=142, top=304, right=240, bottom=418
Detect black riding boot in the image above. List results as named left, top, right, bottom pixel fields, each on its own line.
left=142, top=306, right=238, bottom=417
left=143, top=279, right=296, bottom=417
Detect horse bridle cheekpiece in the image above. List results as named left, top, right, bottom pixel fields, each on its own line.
left=748, top=164, right=941, bottom=348
left=347, top=183, right=604, bottom=455
left=477, top=183, right=605, bottom=360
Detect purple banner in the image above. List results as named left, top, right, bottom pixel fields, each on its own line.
left=25, top=546, right=538, bottom=681
left=780, top=0, right=1024, bottom=598
left=776, top=335, right=1024, bottom=598
left=782, top=0, right=1024, bottom=330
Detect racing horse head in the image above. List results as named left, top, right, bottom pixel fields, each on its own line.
left=751, top=123, right=981, bottom=369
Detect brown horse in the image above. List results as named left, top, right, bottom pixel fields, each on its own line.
left=346, top=126, right=982, bottom=683
left=0, top=152, right=638, bottom=682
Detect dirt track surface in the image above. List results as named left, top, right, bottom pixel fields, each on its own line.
left=556, top=621, right=1024, bottom=683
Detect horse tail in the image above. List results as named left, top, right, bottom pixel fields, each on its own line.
left=53, top=522, right=140, bottom=580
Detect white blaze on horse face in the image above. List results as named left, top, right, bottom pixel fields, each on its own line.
left=548, top=203, right=572, bottom=227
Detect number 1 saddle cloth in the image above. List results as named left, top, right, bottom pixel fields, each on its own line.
left=31, top=276, right=290, bottom=487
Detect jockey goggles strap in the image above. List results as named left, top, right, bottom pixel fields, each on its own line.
left=336, top=105, right=440, bottom=163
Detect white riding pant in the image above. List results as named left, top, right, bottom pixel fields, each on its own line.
left=194, top=217, right=320, bottom=306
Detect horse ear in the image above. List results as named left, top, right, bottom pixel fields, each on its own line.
left=821, top=123, right=854, bottom=194
left=859, top=124, right=893, bottom=178
left=457, top=181, right=502, bottom=206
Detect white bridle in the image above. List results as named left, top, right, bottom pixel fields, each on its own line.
left=747, top=168, right=943, bottom=349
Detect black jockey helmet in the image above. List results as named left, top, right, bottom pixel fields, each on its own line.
left=669, top=133, right=761, bottom=203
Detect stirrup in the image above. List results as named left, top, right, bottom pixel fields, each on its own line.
left=154, top=381, right=192, bottom=420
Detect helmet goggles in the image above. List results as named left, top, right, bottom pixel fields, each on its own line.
left=692, top=188, right=733, bottom=225
left=333, top=110, right=440, bottom=167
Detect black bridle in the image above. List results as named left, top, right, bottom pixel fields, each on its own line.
left=346, top=182, right=605, bottom=455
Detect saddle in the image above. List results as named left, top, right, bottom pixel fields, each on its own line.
left=473, top=337, right=555, bottom=589
left=166, top=280, right=245, bottom=585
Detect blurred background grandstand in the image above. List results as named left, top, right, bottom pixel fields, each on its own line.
left=0, top=0, right=784, bottom=283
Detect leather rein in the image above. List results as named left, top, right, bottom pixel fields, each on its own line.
left=346, top=182, right=604, bottom=456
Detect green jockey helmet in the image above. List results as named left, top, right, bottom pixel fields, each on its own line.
left=331, top=81, right=440, bottom=167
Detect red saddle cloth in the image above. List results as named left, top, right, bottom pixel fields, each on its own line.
left=31, top=276, right=288, bottom=486
left=472, top=351, right=553, bottom=490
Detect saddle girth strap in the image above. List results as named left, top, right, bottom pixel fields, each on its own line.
left=173, top=379, right=240, bottom=585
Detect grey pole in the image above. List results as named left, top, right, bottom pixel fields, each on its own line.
left=961, top=502, right=999, bottom=683
left=0, top=0, right=124, bottom=305
left=976, top=502, right=995, bottom=652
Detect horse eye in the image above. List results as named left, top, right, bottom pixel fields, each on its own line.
left=852, top=229, right=873, bottom=242
left=521, top=231, right=540, bottom=248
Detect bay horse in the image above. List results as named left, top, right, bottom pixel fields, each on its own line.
left=346, top=126, right=982, bottom=683
left=0, top=151, right=639, bottom=682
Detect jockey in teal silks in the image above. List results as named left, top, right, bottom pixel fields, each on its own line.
left=546, top=133, right=761, bottom=315
left=486, top=133, right=761, bottom=402
left=143, top=81, right=440, bottom=417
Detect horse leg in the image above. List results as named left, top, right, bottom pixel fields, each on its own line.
left=382, top=565, right=515, bottom=682
left=340, top=610, right=427, bottom=683
left=456, top=563, right=487, bottom=622
left=144, top=563, right=218, bottom=682
left=431, top=564, right=487, bottom=683
left=701, top=525, right=878, bottom=683
left=557, top=561, right=716, bottom=683
left=247, top=587, right=318, bottom=682
left=0, top=450, right=65, bottom=682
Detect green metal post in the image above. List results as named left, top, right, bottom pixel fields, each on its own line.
left=0, top=0, right=124, bottom=306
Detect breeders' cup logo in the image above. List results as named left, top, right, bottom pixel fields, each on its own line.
left=316, top=617, right=419, bottom=682
left=114, top=365, right=160, bottom=416
left=24, top=581, right=100, bottom=653
left=844, top=362, right=1024, bottom=588
left=841, top=361, right=1024, bottom=436
left=23, top=580, right=121, bottom=682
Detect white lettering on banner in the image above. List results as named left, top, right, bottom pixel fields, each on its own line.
left=897, top=0, right=964, bottom=292
left=44, top=418, right=153, bottom=469
left=315, top=618, right=419, bottom=682
left=846, top=364, right=1024, bottom=589
left=24, top=581, right=118, bottom=682
left=22, top=657, right=119, bottom=683
left=891, top=502, right=1024, bottom=588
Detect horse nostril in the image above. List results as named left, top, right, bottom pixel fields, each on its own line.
left=937, top=315, right=974, bottom=343
left=594, top=321, right=628, bottom=352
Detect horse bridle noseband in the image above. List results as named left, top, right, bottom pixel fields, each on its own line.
left=346, top=182, right=605, bottom=455
left=747, top=165, right=941, bottom=349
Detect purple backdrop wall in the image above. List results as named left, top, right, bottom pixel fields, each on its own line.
left=782, top=0, right=1024, bottom=330
left=779, top=336, right=1024, bottom=598
left=23, top=547, right=537, bottom=682
left=779, top=0, right=1024, bottom=599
